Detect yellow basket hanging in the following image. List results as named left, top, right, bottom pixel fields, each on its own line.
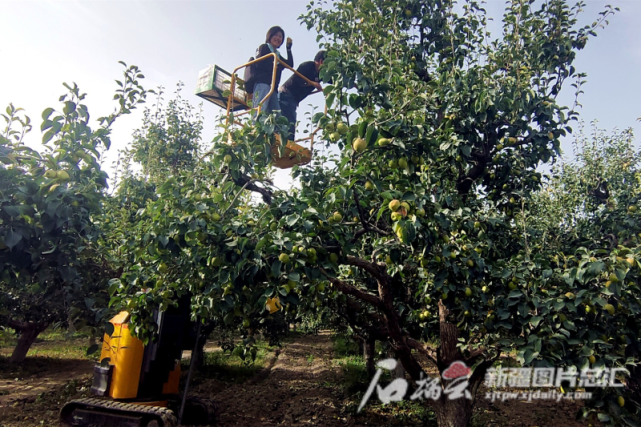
left=271, top=134, right=312, bottom=169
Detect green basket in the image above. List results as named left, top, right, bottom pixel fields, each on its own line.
left=195, top=65, right=250, bottom=111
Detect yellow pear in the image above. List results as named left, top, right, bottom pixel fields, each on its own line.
left=353, top=137, right=367, bottom=152
left=389, top=200, right=401, bottom=211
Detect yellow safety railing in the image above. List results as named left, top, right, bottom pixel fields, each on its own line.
left=225, top=53, right=325, bottom=152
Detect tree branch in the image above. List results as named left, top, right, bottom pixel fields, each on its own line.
left=349, top=189, right=392, bottom=244
left=2, top=316, right=26, bottom=331
left=232, top=172, right=273, bottom=205
left=0, top=316, right=46, bottom=332
left=465, top=347, right=488, bottom=366
left=319, top=267, right=383, bottom=309
left=353, top=188, right=368, bottom=228
left=345, top=256, right=390, bottom=284
left=349, top=225, right=391, bottom=244
left=469, top=356, right=501, bottom=398
left=222, top=179, right=252, bottom=220
left=342, top=297, right=389, bottom=340
left=343, top=255, right=424, bottom=380
left=407, top=337, right=438, bottom=365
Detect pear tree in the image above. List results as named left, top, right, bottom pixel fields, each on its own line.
left=0, top=63, right=149, bottom=363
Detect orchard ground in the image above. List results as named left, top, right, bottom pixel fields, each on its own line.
left=0, top=329, right=596, bottom=427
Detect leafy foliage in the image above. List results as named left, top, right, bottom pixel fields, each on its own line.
left=0, top=63, right=150, bottom=361
left=112, top=4, right=630, bottom=426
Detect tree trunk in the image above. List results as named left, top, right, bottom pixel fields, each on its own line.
left=386, top=344, right=407, bottom=380
left=67, top=313, right=76, bottom=333
left=625, top=343, right=641, bottom=406
left=364, top=336, right=376, bottom=377
left=430, top=301, right=489, bottom=427
left=355, top=334, right=364, bottom=356
left=9, top=322, right=48, bottom=364
left=433, top=397, right=475, bottom=427
left=193, top=338, right=206, bottom=371
left=394, top=356, right=406, bottom=380
left=193, top=322, right=216, bottom=371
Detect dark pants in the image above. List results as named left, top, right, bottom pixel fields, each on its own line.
left=278, top=91, right=297, bottom=141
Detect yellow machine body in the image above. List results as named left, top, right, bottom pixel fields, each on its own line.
left=162, top=361, right=181, bottom=395
left=61, top=303, right=216, bottom=427
left=99, top=311, right=182, bottom=400
left=99, top=311, right=145, bottom=399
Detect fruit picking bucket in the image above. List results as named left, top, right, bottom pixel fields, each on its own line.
left=271, top=134, right=312, bottom=169
left=195, top=65, right=249, bottom=111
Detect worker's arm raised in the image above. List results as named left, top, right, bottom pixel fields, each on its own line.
left=284, top=38, right=294, bottom=68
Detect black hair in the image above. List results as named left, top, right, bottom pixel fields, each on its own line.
left=266, top=26, right=285, bottom=44
left=314, top=50, right=327, bottom=63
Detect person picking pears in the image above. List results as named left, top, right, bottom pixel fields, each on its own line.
left=278, top=50, right=326, bottom=141
left=252, top=26, right=294, bottom=119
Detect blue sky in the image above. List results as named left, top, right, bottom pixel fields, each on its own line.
left=1, top=0, right=639, bottom=188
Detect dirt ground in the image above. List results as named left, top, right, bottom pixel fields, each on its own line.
left=0, top=358, right=94, bottom=407
left=191, top=333, right=346, bottom=426
left=0, top=331, right=593, bottom=427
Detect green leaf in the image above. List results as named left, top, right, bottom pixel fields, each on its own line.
left=358, top=120, right=367, bottom=138
left=158, top=236, right=169, bottom=247
left=41, top=108, right=54, bottom=120
left=255, top=236, right=268, bottom=251
left=86, top=344, right=100, bottom=356
left=3, top=206, right=21, bottom=217
left=42, top=130, right=55, bottom=144
left=286, top=215, right=298, bottom=226
left=63, top=101, right=76, bottom=115
left=223, top=312, right=234, bottom=325
left=41, top=120, right=53, bottom=132
left=530, top=316, right=543, bottom=327
left=523, top=349, right=538, bottom=364
left=257, top=295, right=268, bottom=307
left=42, top=246, right=57, bottom=255
left=289, top=272, right=300, bottom=282
left=562, top=320, right=576, bottom=331
left=402, top=192, right=416, bottom=202
left=365, top=124, right=378, bottom=146
left=272, top=260, right=282, bottom=277
left=4, top=229, right=22, bottom=249
left=587, top=261, right=605, bottom=275
left=325, top=93, right=335, bottom=108
left=105, top=322, right=115, bottom=336
left=508, top=290, right=522, bottom=298
left=622, top=416, right=639, bottom=427
left=219, top=269, right=230, bottom=284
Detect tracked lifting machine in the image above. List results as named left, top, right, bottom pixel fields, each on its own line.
left=60, top=297, right=216, bottom=426
left=194, top=53, right=323, bottom=168
left=59, top=56, right=320, bottom=427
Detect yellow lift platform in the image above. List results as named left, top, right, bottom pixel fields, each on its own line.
left=195, top=53, right=322, bottom=169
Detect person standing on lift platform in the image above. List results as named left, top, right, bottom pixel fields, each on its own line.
left=278, top=50, right=326, bottom=141
left=252, top=26, right=294, bottom=118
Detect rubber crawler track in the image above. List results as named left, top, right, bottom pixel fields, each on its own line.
left=60, top=397, right=178, bottom=427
